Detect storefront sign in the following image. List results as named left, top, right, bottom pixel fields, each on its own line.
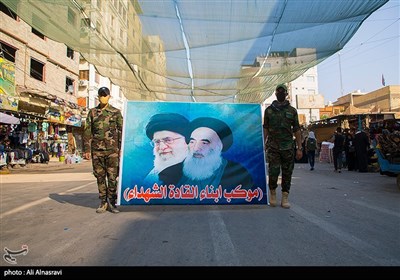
left=46, top=108, right=64, bottom=123
left=0, top=95, right=18, bottom=111
left=65, top=113, right=82, bottom=127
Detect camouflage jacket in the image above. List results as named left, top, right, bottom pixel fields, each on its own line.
left=83, top=104, right=123, bottom=153
left=263, top=100, right=300, bottom=150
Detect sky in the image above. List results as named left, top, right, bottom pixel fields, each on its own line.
left=317, top=0, right=399, bottom=104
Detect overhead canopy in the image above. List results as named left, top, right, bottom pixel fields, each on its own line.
left=0, top=112, right=20, bottom=125
left=2, top=0, right=388, bottom=103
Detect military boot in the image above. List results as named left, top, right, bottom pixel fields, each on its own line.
left=96, top=201, right=108, bottom=213
left=269, top=189, right=277, bottom=207
left=281, top=192, right=291, bottom=209
left=108, top=199, right=120, bottom=214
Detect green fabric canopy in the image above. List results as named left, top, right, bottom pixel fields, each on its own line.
left=1, top=0, right=388, bottom=103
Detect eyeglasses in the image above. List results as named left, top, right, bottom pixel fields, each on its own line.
left=150, top=137, right=183, bottom=147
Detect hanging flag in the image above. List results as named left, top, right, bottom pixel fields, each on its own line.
left=382, top=74, right=386, bottom=86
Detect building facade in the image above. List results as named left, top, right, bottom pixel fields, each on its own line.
left=1, top=2, right=81, bottom=119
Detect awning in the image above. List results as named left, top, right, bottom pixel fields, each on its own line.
left=0, top=112, right=20, bottom=124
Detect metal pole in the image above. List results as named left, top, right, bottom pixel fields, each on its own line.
left=338, top=52, right=344, bottom=96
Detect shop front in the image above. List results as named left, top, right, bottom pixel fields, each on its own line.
left=0, top=91, right=85, bottom=168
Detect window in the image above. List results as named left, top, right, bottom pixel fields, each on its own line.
left=79, top=70, right=89, bottom=80
left=307, top=76, right=315, bottom=82
left=67, top=7, right=76, bottom=25
left=30, top=58, right=45, bottom=81
left=95, top=72, right=100, bottom=84
left=81, top=18, right=91, bottom=28
left=32, top=27, right=45, bottom=39
left=123, top=8, right=127, bottom=23
left=66, top=77, right=74, bottom=94
left=96, top=20, right=102, bottom=33
left=0, top=2, right=17, bottom=20
left=32, top=14, right=46, bottom=39
left=67, top=46, right=74, bottom=59
left=308, top=89, right=316, bottom=95
left=0, top=42, right=17, bottom=62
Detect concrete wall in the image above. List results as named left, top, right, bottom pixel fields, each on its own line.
left=354, top=85, right=400, bottom=112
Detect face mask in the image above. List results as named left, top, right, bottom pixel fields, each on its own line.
left=99, top=96, right=109, bottom=105
left=276, top=91, right=286, bottom=102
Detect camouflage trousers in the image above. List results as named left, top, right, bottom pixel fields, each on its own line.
left=92, top=150, right=120, bottom=203
left=267, top=148, right=295, bottom=193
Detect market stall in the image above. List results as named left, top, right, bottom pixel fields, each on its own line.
left=373, top=119, right=400, bottom=189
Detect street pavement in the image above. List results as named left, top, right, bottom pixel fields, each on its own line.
left=1, top=156, right=89, bottom=174
left=1, top=159, right=399, bottom=268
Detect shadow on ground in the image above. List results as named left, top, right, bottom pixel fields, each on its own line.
left=50, top=193, right=98, bottom=209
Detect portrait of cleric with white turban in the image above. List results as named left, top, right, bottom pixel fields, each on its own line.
left=178, top=117, right=254, bottom=191
left=143, top=113, right=190, bottom=186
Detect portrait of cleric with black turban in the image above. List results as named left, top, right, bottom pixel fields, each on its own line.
left=177, top=117, right=254, bottom=191
left=143, top=113, right=190, bottom=186
left=143, top=114, right=253, bottom=191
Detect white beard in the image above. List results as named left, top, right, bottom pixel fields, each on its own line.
left=153, top=145, right=188, bottom=173
left=183, top=147, right=223, bottom=180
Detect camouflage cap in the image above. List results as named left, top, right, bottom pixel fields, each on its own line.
left=276, top=84, right=288, bottom=92
left=98, top=87, right=110, bottom=96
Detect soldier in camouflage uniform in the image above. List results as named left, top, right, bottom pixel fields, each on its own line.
left=263, top=84, right=302, bottom=209
left=83, top=87, right=123, bottom=214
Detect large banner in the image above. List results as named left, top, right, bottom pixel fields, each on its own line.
left=118, top=102, right=267, bottom=205
left=0, top=57, right=18, bottom=111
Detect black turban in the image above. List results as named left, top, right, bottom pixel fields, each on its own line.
left=145, top=113, right=189, bottom=140
left=189, top=117, right=233, bottom=152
